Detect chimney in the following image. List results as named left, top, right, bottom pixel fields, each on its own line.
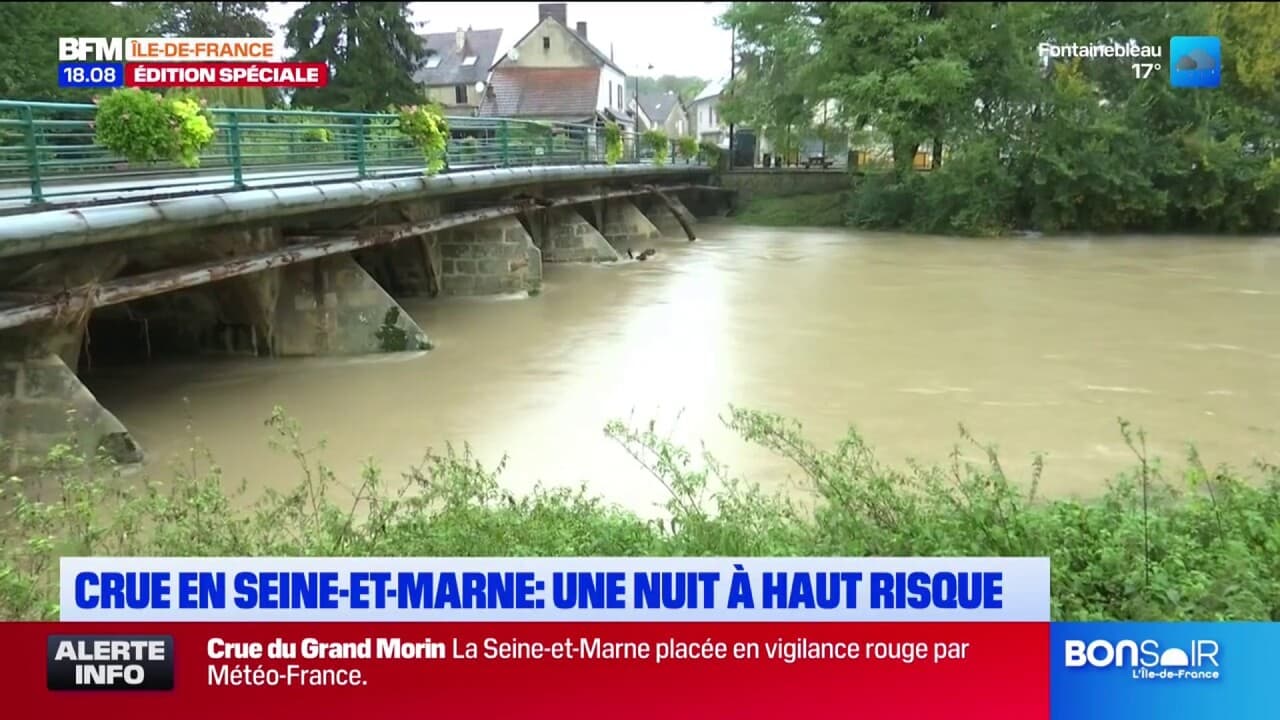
left=576, top=21, right=588, bottom=39
left=538, top=3, right=567, bottom=25
left=455, top=27, right=465, bottom=51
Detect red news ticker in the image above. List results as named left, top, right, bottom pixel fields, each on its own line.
left=125, top=62, right=328, bottom=88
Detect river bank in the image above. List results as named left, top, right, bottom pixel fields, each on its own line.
left=3, top=405, right=1278, bottom=622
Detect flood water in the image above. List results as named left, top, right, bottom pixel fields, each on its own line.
left=85, top=224, right=1280, bottom=514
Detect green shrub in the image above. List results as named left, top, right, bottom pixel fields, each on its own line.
left=300, top=127, right=331, bottom=143
left=642, top=128, right=669, bottom=166
left=603, top=122, right=624, bottom=165
left=2, top=407, right=1278, bottom=622
left=396, top=104, right=449, bottom=175
left=93, top=89, right=215, bottom=168
left=698, top=140, right=723, bottom=169
left=676, top=136, right=698, bottom=162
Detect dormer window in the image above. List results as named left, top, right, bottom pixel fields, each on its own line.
left=462, top=55, right=477, bottom=66
left=424, top=52, right=441, bottom=69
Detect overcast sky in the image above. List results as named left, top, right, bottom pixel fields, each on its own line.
left=262, top=2, right=734, bottom=81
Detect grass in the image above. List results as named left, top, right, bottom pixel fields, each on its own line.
left=2, top=406, right=1278, bottom=622
left=732, top=192, right=848, bottom=228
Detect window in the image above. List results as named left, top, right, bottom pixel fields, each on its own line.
left=542, top=36, right=550, bottom=50
left=608, top=81, right=614, bottom=107
left=455, top=85, right=467, bottom=104
left=617, top=86, right=622, bottom=108
left=462, top=55, right=477, bottom=66
left=424, top=53, right=441, bottom=69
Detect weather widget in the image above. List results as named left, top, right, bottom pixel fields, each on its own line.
left=1169, top=36, right=1221, bottom=88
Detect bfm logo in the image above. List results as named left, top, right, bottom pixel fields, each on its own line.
left=1064, top=639, right=1221, bottom=680
left=59, top=38, right=124, bottom=62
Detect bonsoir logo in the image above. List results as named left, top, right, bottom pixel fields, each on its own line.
left=1063, top=639, right=1221, bottom=681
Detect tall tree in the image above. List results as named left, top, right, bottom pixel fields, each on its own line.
left=285, top=2, right=425, bottom=111
left=131, top=2, right=271, bottom=38
left=717, top=2, right=823, bottom=163
left=811, top=1, right=972, bottom=174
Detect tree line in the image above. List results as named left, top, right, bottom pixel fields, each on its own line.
left=718, top=2, right=1279, bottom=234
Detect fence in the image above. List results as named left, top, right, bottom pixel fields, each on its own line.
left=0, top=100, right=698, bottom=207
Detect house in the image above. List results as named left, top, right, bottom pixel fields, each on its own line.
left=687, top=78, right=728, bottom=147
left=636, top=90, right=690, bottom=137
left=414, top=27, right=504, bottom=114
left=479, top=3, right=635, bottom=129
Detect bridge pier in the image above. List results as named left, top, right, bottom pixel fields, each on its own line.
left=437, top=217, right=542, bottom=296
left=273, top=254, right=429, bottom=355
left=599, top=198, right=662, bottom=253
left=636, top=194, right=695, bottom=239
left=532, top=207, right=620, bottom=263
left=0, top=334, right=141, bottom=471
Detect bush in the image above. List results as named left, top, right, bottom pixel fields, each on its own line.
left=603, top=122, right=624, bottom=165
left=642, top=128, right=669, bottom=166
left=396, top=104, right=449, bottom=175
left=300, top=127, right=331, bottom=143
left=698, top=141, right=724, bottom=170
left=2, top=407, right=1278, bottom=621
left=93, top=89, right=215, bottom=168
left=676, top=136, right=698, bottom=162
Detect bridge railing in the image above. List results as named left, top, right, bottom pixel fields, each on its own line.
left=0, top=100, right=695, bottom=207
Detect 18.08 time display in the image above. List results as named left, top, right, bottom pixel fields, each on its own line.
left=58, top=62, right=124, bottom=88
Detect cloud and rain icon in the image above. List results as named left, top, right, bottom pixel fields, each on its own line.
left=1174, top=48, right=1217, bottom=72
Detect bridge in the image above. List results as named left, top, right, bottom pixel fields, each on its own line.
left=0, top=100, right=721, bottom=469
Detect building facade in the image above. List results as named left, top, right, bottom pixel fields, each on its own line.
left=414, top=27, right=503, bottom=114
left=480, top=3, right=634, bottom=128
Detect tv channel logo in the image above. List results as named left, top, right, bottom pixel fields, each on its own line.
left=1063, top=638, right=1221, bottom=681
left=1170, top=36, right=1221, bottom=88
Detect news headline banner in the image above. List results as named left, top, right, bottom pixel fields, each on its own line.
left=60, top=557, right=1049, bottom=622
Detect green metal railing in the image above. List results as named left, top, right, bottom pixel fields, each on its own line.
left=0, top=100, right=701, bottom=207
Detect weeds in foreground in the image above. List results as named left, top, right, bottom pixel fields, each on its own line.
left=1, top=406, right=1277, bottom=621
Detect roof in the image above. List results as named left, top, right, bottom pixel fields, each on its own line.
left=414, top=28, right=503, bottom=87
left=493, top=16, right=625, bottom=75
left=638, top=90, right=682, bottom=123
left=691, top=77, right=726, bottom=104
left=479, top=66, right=602, bottom=119
left=573, top=26, right=625, bottom=75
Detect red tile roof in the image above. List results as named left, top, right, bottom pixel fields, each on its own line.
left=479, top=66, right=601, bottom=120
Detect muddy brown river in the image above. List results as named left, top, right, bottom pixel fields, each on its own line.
left=84, top=223, right=1280, bottom=513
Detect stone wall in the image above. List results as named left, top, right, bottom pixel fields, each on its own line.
left=718, top=169, right=850, bottom=205
left=437, top=217, right=542, bottom=296
left=533, top=207, right=620, bottom=263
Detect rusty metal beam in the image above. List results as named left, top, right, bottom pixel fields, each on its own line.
left=648, top=187, right=698, bottom=242
left=0, top=184, right=692, bottom=332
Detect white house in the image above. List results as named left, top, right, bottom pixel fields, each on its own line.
left=687, top=77, right=728, bottom=148
left=479, top=3, right=636, bottom=130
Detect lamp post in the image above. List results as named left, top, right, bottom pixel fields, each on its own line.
left=633, top=63, right=653, bottom=160
left=633, top=64, right=653, bottom=128
left=728, top=27, right=736, bottom=170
